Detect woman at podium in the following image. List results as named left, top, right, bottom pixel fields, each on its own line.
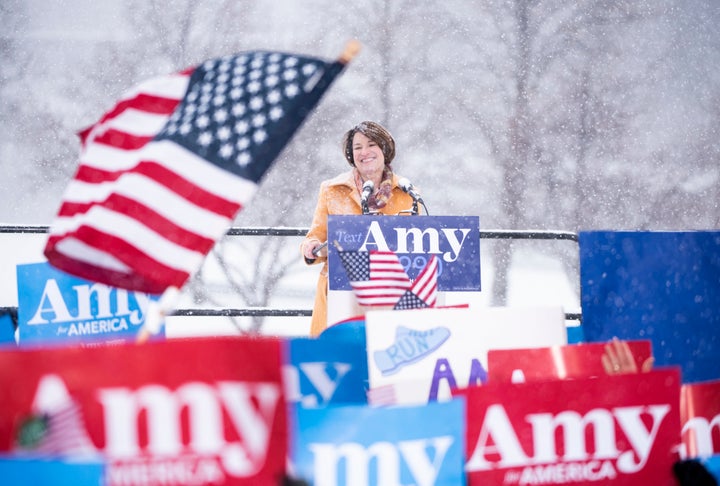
left=301, top=121, right=415, bottom=336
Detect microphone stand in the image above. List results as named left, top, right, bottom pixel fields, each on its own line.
left=361, top=199, right=370, bottom=215
left=398, top=198, right=427, bottom=216
left=360, top=180, right=373, bottom=215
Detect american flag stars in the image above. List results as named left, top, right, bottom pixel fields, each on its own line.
left=160, top=52, right=320, bottom=172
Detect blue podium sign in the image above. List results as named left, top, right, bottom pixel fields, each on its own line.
left=328, top=215, right=481, bottom=291
left=16, top=262, right=161, bottom=346
left=579, top=231, right=720, bottom=383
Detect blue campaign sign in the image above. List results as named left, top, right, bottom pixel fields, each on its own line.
left=284, top=335, right=368, bottom=406
left=327, top=215, right=481, bottom=291
left=291, top=399, right=465, bottom=485
left=704, top=455, right=720, bottom=482
left=579, top=231, right=720, bottom=383
left=16, top=262, right=162, bottom=346
left=0, top=310, right=15, bottom=345
left=319, top=316, right=367, bottom=346
left=0, top=455, right=105, bottom=486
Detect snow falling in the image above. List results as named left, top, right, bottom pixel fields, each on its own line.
left=1, top=0, right=718, bottom=335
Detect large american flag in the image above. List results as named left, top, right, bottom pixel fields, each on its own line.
left=44, top=50, right=348, bottom=294
left=337, top=250, right=412, bottom=306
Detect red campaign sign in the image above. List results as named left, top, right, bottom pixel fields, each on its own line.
left=680, top=379, right=720, bottom=459
left=487, top=341, right=653, bottom=383
left=456, top=369, right=681, bottom=486
left=0, top=337, right=287, bottom=485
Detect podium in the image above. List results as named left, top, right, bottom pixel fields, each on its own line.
left=326, top=215, right=481, bottom=326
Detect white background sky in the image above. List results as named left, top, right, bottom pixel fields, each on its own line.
left=3, top=0, right=717, bottom=336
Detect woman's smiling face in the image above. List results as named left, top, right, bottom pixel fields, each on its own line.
left=352, top=131, right=385, bottom=178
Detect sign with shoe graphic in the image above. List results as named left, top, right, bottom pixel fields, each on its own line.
left=365, top=306, right=567, bottom=405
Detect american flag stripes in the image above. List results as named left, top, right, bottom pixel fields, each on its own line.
left=366, top=384, right=398, bottom=406
left=44, top=49, right=349, bottom=294
left=18, top=402, right=98, bottom=457
left=394, top=255, right=438, bottom=310
left=16, top=375, right=97, bottom=457
left=336, top=250, right=412, bottom=306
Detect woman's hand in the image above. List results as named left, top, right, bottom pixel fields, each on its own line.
left=601, top=337, right=655, bottom=374
left=303, top=241, right=326, bottom=260
left=303, top=243, right=318, bottom=260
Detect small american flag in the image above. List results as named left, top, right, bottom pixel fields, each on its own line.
left=19, top=402, right=98, bottom=457
left=16, top=375, right=98, bottom=457
left=44, top=48, right=351, bottom=294
left=366, top=384, right=398, bottom=406
left=337, top=250, right=412, bottom=306
left=394, top=255, right=439, bottom=310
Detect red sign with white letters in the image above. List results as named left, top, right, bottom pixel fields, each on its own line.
left=0, top=337, right=287, bottom=485
left=680, top=379, right=720, bottom=459
left=487, top=341, right=653, bottom=383
left=456, top=369, right=681, bottom=485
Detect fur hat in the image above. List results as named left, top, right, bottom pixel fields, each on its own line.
left=342, top=121, right=396, bottom=167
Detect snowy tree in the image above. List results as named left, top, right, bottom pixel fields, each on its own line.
left=0, top=0, right=79, bottom=223
left=415, top=1, right=680, bottom=303
left=2, top=0, right=719, bottom=332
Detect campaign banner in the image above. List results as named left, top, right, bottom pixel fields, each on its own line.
left=703, top=455, right=720, bottom=482
left=327, top=215, right=481, bottom=291
left=365, top=306, right=567, bottom=405
left=0, top=337, right=287, bottom=486
left=456, top=368, right=682, bottom=485
left=16, top=262, right=161, bottom=346
left=0, top=455, right=105, bottom=486
left=487, top=340, right=653, bottom=383
left=290, top=399, right=466, bottom=485
left=284, top=336, right=368, bottom=407
left=579, top=231, right=720, bottom=383
left=320, top=315, right=368, bottom=344
left=0, top=310, right=15, bottom=345
left=680, top=379, right=720, bottom=459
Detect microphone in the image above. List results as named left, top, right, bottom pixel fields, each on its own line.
left=311, top=241, right=328, bottom=257
left=398, top=178, right=423, bottom=203
left=360, top=180, right=374, bottom=205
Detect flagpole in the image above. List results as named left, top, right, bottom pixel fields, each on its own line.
left=136, top=286, right=180, bottom=344
left=338, top=40, right=361, bottom=64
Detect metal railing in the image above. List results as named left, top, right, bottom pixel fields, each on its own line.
left=0, top=225, right=581, bottom=324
